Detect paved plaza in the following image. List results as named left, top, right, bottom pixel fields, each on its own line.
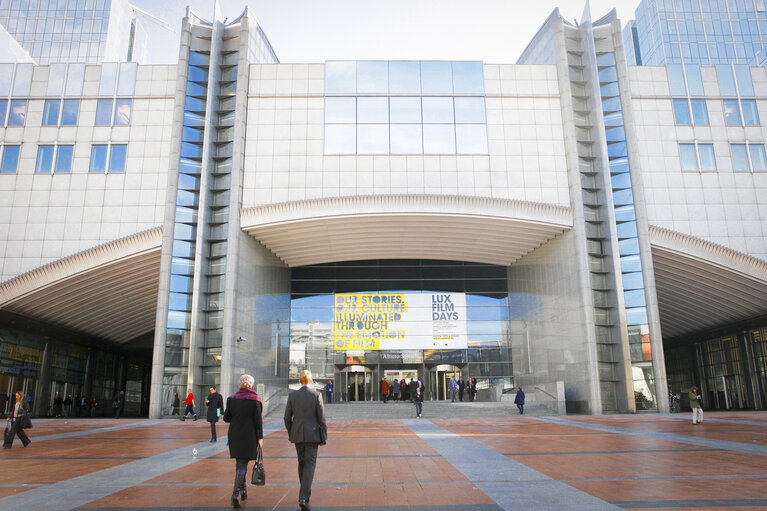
left=1, top=405, right=766, bottom=510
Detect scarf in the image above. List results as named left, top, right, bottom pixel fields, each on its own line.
left=230, top=388, right=262, bottom=404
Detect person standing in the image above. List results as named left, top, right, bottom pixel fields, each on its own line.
left=63, top=395, right=72, bottom=418
left=3, top=391, right=31, bottom=448
left=284, top=370, right=327, bottom=511
left=514, top=387, right=525, bottom=414
left=414, top=383, right=423, bottom=418
left=181, top=389, right=199, bottom=421
left=224, top=374, right=263, bottom=508
left=458, top=378, right=465, bottom=402
left=206, top=386, right=224, bottom=442
left=324, top=380, right=333, bottom=403
left=392, top=379, right=400, bottom=401
left=171, top=392, right=180, bottom=415
left=114, top=391, right=125, bottom=419
left=465, top=379, right=473, bottom=402
left=380, top=377, right=389, bottom=403
left=689, top=386, right=703, bottom=425
left=470, top=378, right=477, bottom=401
left=53, top=394, right=63, bottom=417
left=449, top=376, right=457, bottom=402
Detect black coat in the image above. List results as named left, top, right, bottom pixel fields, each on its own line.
left=206, top=392, right=224, bottom=422
left=284, top=386, right=327, bottom=444
left=223, top=393, right=263, bottom=460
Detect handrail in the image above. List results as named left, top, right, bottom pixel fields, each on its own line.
left=534, top=386, right=558, bottom=400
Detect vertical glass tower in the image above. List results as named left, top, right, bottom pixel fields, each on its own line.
left=624, top=0, right=767, bottom=66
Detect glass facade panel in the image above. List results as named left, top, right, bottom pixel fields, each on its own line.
left=325, top=61, right=356, bottom=93
left=8, top=99, right=26, bottom=126
left=357, top=97, right=388, bottom=123
left=672, top=99, right=691, bottom=125
left=420, top=61, right=453, bottom=94
left=422, top=97, right=454, bottom=123
left=61, top=99, right=79, bottom=125
left=749, top=144, right=767, bottom=171
left=734, top=64, right=755, bottom=96
left=389, top=97, right=421, bottom=123
left=43, top=99, right=60, bottom=125
left=114, top=98, right=132, bottom=125
left=357, top=61, right=388, bottom=94
left=731, top=144, right=750, bottom=171
left=679, top=143, right=699, bottom=171
left=0, top=64, right=13, bottom=96
left=0, top=100, right=6, bottom=125
left=667, top=64, right=687, bottom=95
left=685, top=64, right=705, bottom=96
left=388, top=61, right=421, bottom=93
left=741, top=99, right=759, bottom=125
left=95, top=98, right=113, bottom=125
left=716, top=64, right=737, bottom=96
left=89, top=144, right=108, bottom=173
left=690, top=99, right=709, bottom=125
left=35, top=145, right=54, bottom=173
left=1, top=146, right=20, bottom=173
left=357, top=124, right=389, bottom=154
left=452, top=61, right=485, bottom=93
left=390, top=124, right=423, bottom=154
left=324, top=124, right=356, bottom=154
left=54, top=145, right=73, bottom=173
left=454, top=97, right=486, bottom=123
left=698, top=143, right=717, bottom=171
left=109, top=145, right=127, bottom=172
left=325, top=97, right=355, bottom=123
left=117, top=62, right=137, bottom=96
left=423, top=124, right=455, bottom=154
left=98, top=63, right=118, bottom=96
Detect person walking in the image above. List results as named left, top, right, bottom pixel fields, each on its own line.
left=171, top=392, right=180, bottom=415
left=449, top=376, right=457, bottom=402
left=458, top=378, right=465, bottom=402
left=414, top=383, right=423, bottom=418
left=465, top=378, right=473, bottom=402
left=223, top=374, right=263, bottom=508
left=392, top=379, right=400, bottom=401
left=380, top=377, right=389, bottom=403
left=689, top=386, right=703, bottom=425
left=181, top=389, right=199, bottom=421
left=514, top=387, right=525, bottom=414
left=206, top=386, right=224, bottom=442
left=324, top=380, right=333, bottom=403
left=470, top=378, right=477, bottom=401
left=284, top=370, right=327, bottom=511
left=91, top=397, right=99, bottom=417
left=53, top=394, right=63, bottom=417
left=113, top=390, right=125, bottom=419
left=63, top=395, right=72, bottom=418
left=3, top=391, right=31, bottom=448
left=401, top=379, right=409, bottom=401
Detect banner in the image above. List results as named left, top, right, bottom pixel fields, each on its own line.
left=333, top=292, right=467, bottom=350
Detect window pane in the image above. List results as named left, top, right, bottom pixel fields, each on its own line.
left=685, top=64, right=704, bottom=96
left=325, top=97, right=355, bottom=123
left=390, top=124, right=422, bottom=154
left=0, top=100, right=6, bottom=125
left=99, top=62, right=118, bottom=96
left=325, top=61, right=356, bottom=94
left=388, top=61, right=421, bottom=94
left=47, top=63, right=66, bottom=96
left=54, top=145, right=73, bottom=173
left=357, top=124, right=389, bottom=154
left=114, top=98, right=132, bottom=125
left=622, top=271, right=644, bottom=290
left=12, top=64, right=32, bottom=96
left=422, top=97, right=454, bottom=123
left=421, top=61, right=453, bottom=94
left=324, top=124, right=355, bottom=154
left=624, top=288, right=647, bottom=308
left=620, top=254, right=642, bottom=273
left=95, top=98, right=113, bottom=125
left=716, top=64, right=737, bottom=96
left=356, top=61, right=388, bottom=94
left=672, top=99, right=691, bottom=125
left=389, top=97, right=421, bottom=123
left=452, top=61, right=484, bottom=94
left=455, top=124, right=488, bottom=154
left=679, top=143, right=698, bottom=171
left=36, top=145, right=55, bottom=173
left=690, top=99, right=709, bottom=125
left=0, top=146, right=20, bottom=173
left=723, top=99, right=741, bottom=125
left=117, top=62, right=137, bottom=95
left=749, top=144, right=767, bottom=171
left=64, top=63, right=85, bottom=96
left=454, top=97, right=486, bottom=123
left=666, top=64, right=686, bottom=95
left=625, top=307, right=648, bottom=326
left=109, top=144, right=127, bottom=172
left=61, top=99, right=79, bottom=125
left=741, top=99, right=759, bottom=126
left=423, top=124, right=455, bottom=154
left=731, top=144, right=750, bottom=171
left=89, top=144, right=108, bottom=172
left=357, top=97, right=388, bottom=123
left=0, top=64, right=13, bottom=96
left=42, top=99, right=60, bottom=126
left=698, top=144, right=716, bottom=172
left=8, top=99, right=27, bottom=126
left=734, top=64, right=755, bottom=96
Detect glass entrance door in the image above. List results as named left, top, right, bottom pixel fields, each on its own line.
left=346, top=372, right=368, bottom=402
left=432, top=365, right=461, bottom=400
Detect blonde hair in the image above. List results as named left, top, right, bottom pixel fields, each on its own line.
left=238, top=374, right=254, bottom=389
left=15, top=391, right=23, bottom=403
left=299, top=370, right=312, bottom=385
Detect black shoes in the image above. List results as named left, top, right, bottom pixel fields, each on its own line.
left=240, top=487, right=247, bottom=501
left=231, top=495, right=241, bottom=508
left=210, top=438, right=217, bottom=443
left=299, top=499, right=310, bottom=510
left=193, top=416, right=199, bottom=421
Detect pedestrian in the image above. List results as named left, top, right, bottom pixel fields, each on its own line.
left=408, top=378, right=417, bottom=403
left=63, top=395, right=72, bottom=418
left=79, top=396, right=87, bottom=417
left=181, top=389, right=199, bottom=421
left=466, top=378, right=473, bottom=402
left=3, top=391, right=31, bottom=448
left=689, top=386, right=703, bottom=425
left=206, top=386, right=224, bottom=442
left=392, top=379, right=400, bottom=401
left=458, top=378, right=465, bottom=402
left=113, top=390, right=125, bottom=419
left=284, top=370, right=327, bottom=511
left=325, top=380, right=333, bottom=403
left=91, top=397, right=98, bottom=417
left=414, top=383, right=423, bottom=418
left=53, top=394, right=63, bottom=417
left=172, top=391, right=180, bottom=415
left=223, top=374, right=263, bottom=508
left=401, top=379, right=408, bottom=401
left=380, top=377, right=389, bottom=403
left=470, top=378, right=477, bottom=401
left=514, top=387, right=525, bottom=414
left=449, top=376, right=457, bottom=402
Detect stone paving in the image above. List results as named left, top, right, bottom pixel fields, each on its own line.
left=0, top=405, right=766, bottom=510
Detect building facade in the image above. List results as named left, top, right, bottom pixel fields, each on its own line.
left=0, top=5, right=766, bottom=418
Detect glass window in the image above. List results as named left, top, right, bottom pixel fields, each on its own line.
left=117, top=62, right=137, bottom=96
left=389, top=97, right=421, bottom=123
left=679, top=143, right=699, bottom=171
left=749, top=144, right=767, bottom=171
left=325, top=97, right=355, bottom=123
left=734, top=64, right=755, bottom=96
left=47, top=63, right=66, bottom=96
left=421, top=61, right=453, bottom=94
left=452, top=61, right=484, bottom=94
left=0, top=146, right=20, bottom=173
left=54, top=145, right=73, bottom=173
left=98, top=62, right=118, bottom=96
left=390, top=124, right=422, bottom=154
left=324, top=124, right=355, bottom=154
left=0, top=100, right=6, bottom=125
left=114, top=98, right=132, bottom=125
left=723, top=99, right=741, bottom=125
left=423, top=124, right=455, bottom=154
left=622, top=271, right=644, bottom=290
left=356, top=61, right=388, bottom=94
left=357, top=97, right=388, bottom=123
left=731, top=144, right=750, bottom=171
left=325, top=61, right=356, bottom=94
left=684, top=64, right=704, bottom=96
left=698, top=143, right=716, bottom=172
left=0, top=64, right=13, bottom=96
left=624, top=289, right=646, bottom=308
left=357, top=124, right=389, bottom=154
left=389, top=61, right=421, bottom=94
left=42, top=99, right=60, bottom=126
left=455, top=124, right=488, bottom=154
left=12, top=64, right=32, bottom=96
left=61, top=99, right=79, bottom=125
left=690, top=99, right=709, bottom=125
left=620, top=254, right=642, bottom=273
left=109, top=144, right=127, bottom=172
left=667, top=64, right=687, bottom=95
left=89, top=144, right=108, bottom=172
left=36, top=145, right=55, bottom=173
left=625, top=307, right=648, bottom=326
left=716, top=64, right=737, bottom=96
left=64, top=63, right=85, bottom=96
left=8, top=99, right=27, bottom=126
left=95, top=98, right=113, bottom=125
left=741, top=99, right=759, bottom=126
left=672, top=99, right=691, bottom=125
left=454, top=97, right=486, bottom=123
left=422, top=97, right=454, bottom=123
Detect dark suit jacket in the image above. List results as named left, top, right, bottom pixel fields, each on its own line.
left=206, top=392, right=224, bottom=422
left=223, top=394, right=263, bottom=459
left=284, top=386, right=327, bottom=444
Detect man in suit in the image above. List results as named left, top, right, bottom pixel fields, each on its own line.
left=205, top=386, right=224, bottom=442
left=284, top=370, right=327, bottom=511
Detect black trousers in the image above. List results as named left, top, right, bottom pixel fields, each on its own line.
left=4, top=418, right=30, bottom=447
left=295, top=442, right=318, bottom=502
left=233, top=458, right=248, bottom=496
left=209, top=421, right=217, bottom=440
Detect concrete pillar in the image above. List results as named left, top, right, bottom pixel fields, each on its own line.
left=32, top=341, right=51, bottom=417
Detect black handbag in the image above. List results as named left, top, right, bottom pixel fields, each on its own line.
left=251, top=445, right=265, bottom=486
left=3, top=423, right=11, bottom=445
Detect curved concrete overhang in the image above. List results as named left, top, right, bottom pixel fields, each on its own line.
left=241, top=195, right=573, bottom=267
left=0, top=227, right=163, bottom=344
left=649, top=225, right=767, bottom=340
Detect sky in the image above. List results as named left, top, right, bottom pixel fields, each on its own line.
left=130, top=0, right=643, bottom=65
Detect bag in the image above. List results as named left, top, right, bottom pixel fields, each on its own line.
left=251, top=445, right=265, bottom=486
left=3, top=423, right=11, bottom=444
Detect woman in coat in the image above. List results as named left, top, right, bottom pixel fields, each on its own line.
left=223, top=374, right=263, bottom=508
left=3, top=391, right=31, bottom=448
